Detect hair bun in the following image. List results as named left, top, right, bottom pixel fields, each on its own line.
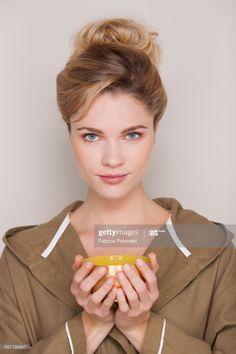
left=70, top=17, right=161, bottom=66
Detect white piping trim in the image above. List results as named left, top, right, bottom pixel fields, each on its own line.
left=166, top=215, right=191, bottom=257
left=41, top=213, right=70, bottom=258
left=157, top=318, right=166, bottom=354
left=65, top=321, right=74, bottom=354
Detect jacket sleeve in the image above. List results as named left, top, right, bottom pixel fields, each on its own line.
left=0, top=249, right=87, bottom=354
left=141, top=247, right=236, bottom=354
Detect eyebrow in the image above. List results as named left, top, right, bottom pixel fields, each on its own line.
left=76, top=125, right=148, bottom=134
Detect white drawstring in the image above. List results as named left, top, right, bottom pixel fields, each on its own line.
left=157, top=318, right=166, bottom=354
left=41, top=214, right=70, bottom=258
left=166, top=215, right=191, bottom=257
left=65, top=321, right=74, bottom=354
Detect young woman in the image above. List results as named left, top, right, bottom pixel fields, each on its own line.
left=0, top=17, right=235, bottom=354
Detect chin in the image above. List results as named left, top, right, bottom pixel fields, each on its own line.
left=99, top=190, right=128, bottom=200
left=93, top=186, right=131, bottom=200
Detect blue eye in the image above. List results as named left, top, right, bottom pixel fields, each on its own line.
left=82, top=133, right=98, bottom=142
left=127, top=132, right=142, bottom=140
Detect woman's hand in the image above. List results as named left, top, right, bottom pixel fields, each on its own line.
left=114, top=252, right=159, bottom=331
left=70, top=255, right=117, bottom=324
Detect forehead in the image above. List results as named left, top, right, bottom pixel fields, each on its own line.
left=70, top=92, right=152, bottom=127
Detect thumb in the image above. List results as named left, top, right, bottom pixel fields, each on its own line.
left=148, top=252, right=159, bottom=274
left=72, top=255, right=84, bottom=271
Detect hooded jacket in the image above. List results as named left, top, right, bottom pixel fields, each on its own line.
left=0, top=197, right=235, bottom=354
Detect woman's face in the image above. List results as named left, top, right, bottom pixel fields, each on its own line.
left=69, top=92, right=156, bottom=200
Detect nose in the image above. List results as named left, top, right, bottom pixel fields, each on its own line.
left=101, top=140, right=125, bottom=167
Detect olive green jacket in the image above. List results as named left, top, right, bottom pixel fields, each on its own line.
left=0, top=197, right=235, bottom=353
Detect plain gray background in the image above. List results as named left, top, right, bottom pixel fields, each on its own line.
left=1, top=0, right=236, bottom=254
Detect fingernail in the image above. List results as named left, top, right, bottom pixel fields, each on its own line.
left=85, top=262, right=93, bottom=269
left=136, top=259, right=144, bottom=266
left=98, top=266, right=106, bottom=274
left=118, top=271, right=125, bottom=279
left=123, top=263, right=130, bottom=271
left=106, top=277, right=114, bottom=285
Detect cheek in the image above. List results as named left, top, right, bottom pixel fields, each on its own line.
left=71, top=141, right=97, bottom=173
left=139, top=143, right=152, bottom=159
left=74, top=145, right=91, bottom=161
left=129, top=140, right=153, bottom=162
left=132, top=141, right=153, bottom=175
left=71, top=137, right=94, bottom=159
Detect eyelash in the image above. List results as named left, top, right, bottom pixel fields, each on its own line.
left=81, top=132, right=144, bottom=142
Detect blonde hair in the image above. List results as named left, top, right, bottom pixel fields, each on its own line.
left=56, top=17, right=167, bottom=132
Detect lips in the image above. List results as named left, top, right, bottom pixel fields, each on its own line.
left=99, top=174, right=128, bottom=184
left=99, top=174, right=127, bottom=178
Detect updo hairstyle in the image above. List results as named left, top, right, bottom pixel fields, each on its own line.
left=56, top=17, right=167, bottom=133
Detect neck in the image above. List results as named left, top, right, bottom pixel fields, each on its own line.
left=72, top=184, right=168, bottom=230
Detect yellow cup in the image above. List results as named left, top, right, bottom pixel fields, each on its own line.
left=82, top=255, right=151, bottom=292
